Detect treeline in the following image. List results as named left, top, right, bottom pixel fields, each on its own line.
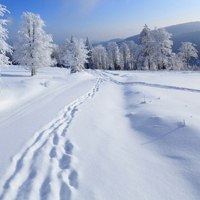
left=54, top=24, right=200, bottom=72
left=0, top=4, right=199, bottom=76
left=90, top=25, right=199, bottom=71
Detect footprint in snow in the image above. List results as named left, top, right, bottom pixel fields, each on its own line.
left=49, top=147, right=57, bottom=158
left=53, top=133, right=59, bottom=145
left=40, top=177, right=51, bottom=200
left=68, top=170, right=78, bottom=189
left=60, top=182, right=71, bottom=200
left=64, top=140, right=74, bottom=155
left=59, top=155, right=71, bottom=170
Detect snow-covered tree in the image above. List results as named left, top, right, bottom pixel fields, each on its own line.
left=107, top=42, right=120, bottom=70
left=85, top=37, right=93, bottom=69
left=92, top=45, right=107, bottom=69
left=178, top=42, right=198, bottom=69
left=13, top=12, right=55, bottom=76
left=60, top=38, right=74, bottom=68
left=168, top=53, right=183, bottom=70
left=71, top=38, right=89, bottom=73
left=152, top=28, right=173, bottom=70
left=138, top=25, right=155, bottom=70
left=52, top=44, right=62, bottom=67
left=127, top=41, right=141, bottom=70
left=61, top=37, right=89, bottom=73
left=119, top=51, right=124, bottom=70
left=120, top=42, right=131, bottom=70
left=0, top=4, right=12, bottom=66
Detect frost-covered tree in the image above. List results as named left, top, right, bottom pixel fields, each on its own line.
left=178, top=42, right=198, bottom=69
left=138, top=25, right=155, bottom=70
left=137, top=25, right=174, bottom=70
left=168, top=53, right=183, bottom=70
left=120, top=42, right=131, bottom=70
left=71, top=38, right=89, bottom=73
left=0, top=4, right=12, bottom=66
left=61, top=37, right=89, bottom=73
left=119, top=51, right=124, bottom=70
left=92, top=45, right=107, bottom=69
left=85, top=37, right=93, bottom=69
left=60, top=39, right=74, bottom=68
left=152, top=28, right=173, bottom=70
left=107, top=42, right=120, bottom=70
left=52, top=44, right=62, bottom=67
left=13, top=12, right=55, bottom=76
left=127, top=41, right=141, bottom=70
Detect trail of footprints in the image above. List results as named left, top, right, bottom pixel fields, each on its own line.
left=0, top=78, right=103, bottom=200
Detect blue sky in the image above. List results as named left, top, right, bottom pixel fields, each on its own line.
left=1, top=0, right=200, bottom=42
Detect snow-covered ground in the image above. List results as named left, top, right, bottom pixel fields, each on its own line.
left=0, top=66, right=200, bottom=200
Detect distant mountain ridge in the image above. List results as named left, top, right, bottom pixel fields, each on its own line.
left=95, top=22, right=200, bottom=52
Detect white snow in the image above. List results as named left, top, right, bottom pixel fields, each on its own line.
left=0, top=66, right=200, bottom=200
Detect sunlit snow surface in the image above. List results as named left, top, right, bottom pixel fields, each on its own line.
left=0, top=66, right=200, bottom=200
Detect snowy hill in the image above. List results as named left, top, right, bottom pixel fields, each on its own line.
left=172, top=30, right=200, bottom=52
left=97, top=21, right=200, bottom=52
left=0, top=66, right=200, bottom=199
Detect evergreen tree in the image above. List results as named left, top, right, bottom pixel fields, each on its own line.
left=85, top=37, right=93, bottom=69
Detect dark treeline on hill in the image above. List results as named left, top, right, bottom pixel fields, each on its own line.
left=1, top=3, right=200, bottom=76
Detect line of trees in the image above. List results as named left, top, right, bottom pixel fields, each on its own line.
left=0, top=3, right=199, bottom=76
left=92, top=25, right=199, bottom=71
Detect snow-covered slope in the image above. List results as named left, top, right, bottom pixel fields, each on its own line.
left=0, top=66, right=96, bottom=177
left=0, top=67, right=200, bottom=200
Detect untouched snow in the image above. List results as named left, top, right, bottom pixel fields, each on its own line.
left=0, top=67, right=200, bottom=200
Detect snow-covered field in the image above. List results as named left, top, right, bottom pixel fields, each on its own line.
left=0, top=66, right=200, bottom=200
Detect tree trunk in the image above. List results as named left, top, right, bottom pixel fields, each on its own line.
left=148, top=58, right=151, bottom=70
left=31, top=67, right=36, bottom=76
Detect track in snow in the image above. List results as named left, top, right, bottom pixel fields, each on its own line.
left=100, top=71, right=200, bottom=94
left=0, top=78, right=103, bottom=200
